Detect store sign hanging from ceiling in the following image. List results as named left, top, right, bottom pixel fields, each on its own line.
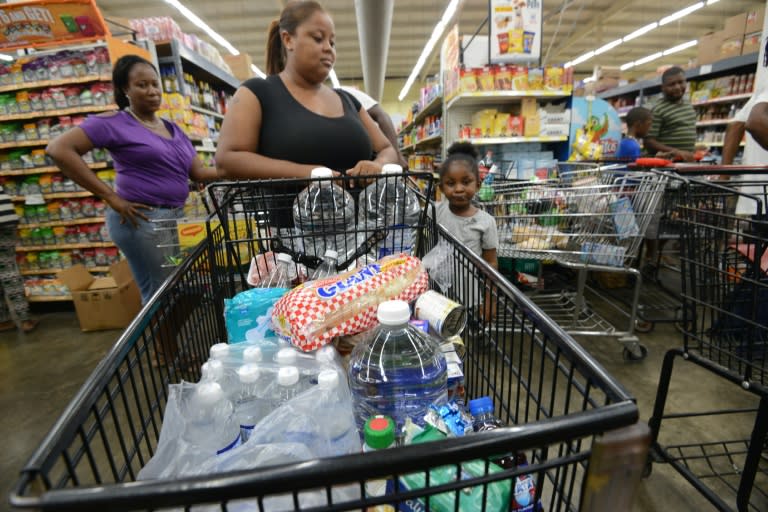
left=489, top=0, right=542, bottom=64
left=0, top=0, right=109, bottom=51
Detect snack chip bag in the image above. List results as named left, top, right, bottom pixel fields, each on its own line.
left=272, top=254, right=428, bottom=351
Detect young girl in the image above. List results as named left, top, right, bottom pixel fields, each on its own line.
left=436, top=142, right=499, bottom=271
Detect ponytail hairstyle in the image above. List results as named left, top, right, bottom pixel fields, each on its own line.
left=440, top=141, right=480, bottom=181
left=265, top=0, right=327, bottom=75
left=112, top=54, right=157, bottom=110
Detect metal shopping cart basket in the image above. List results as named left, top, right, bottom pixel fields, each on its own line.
left=12, top=173, right=639, bottom=512
left=647, top=166, right=768, bottom=511
left=479, top=162, right=669, bottom=360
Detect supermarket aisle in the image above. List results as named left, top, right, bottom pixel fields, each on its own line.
left=0, top=312, right=119, bottom=512
left=0, top=306, right=758, bottom=511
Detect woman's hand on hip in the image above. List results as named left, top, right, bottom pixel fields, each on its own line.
left=346, top=160, right=382, bottom=188
left=107, top=195, right=152, bottom=227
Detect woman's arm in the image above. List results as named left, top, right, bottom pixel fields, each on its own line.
left=215, top=87, right=319, bottom=179
left=346, top=106, right=399, bottom=185
left=189, top=157, right=218, bottom=182
left=46, top=127, right=150, bottom=226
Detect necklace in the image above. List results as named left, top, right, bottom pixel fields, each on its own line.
left=127, top=108, right=163, bottom=129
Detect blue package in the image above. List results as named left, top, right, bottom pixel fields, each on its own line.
left=223, top=287, right=288, bottom=343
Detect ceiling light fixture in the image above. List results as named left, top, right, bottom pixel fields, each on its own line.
left=594, top=39, right=623, bottom=55
left=622, top=22, right=659, bottom=43
left=634, top=51, right=663, bottom=66
left=706, top=0, right=720, bottom=6
left=329, top=69, right=340, bottom=88
left=250, top=64, right=266, bottom=79
left=620, top=62, right=636, bottom=71
left=583, top=75, right=596, bottom=83
left=663, top=39, right=698, bottom=56
left=659, top=2, right=704, bottom=26
left=164, top=0, right=239, bottom=56
left=399, top=0, right=461, bottom=101
left=570, top=51, right=595, bottom=66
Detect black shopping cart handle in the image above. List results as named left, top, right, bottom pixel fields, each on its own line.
left=270, top=238, right=324, bottom=270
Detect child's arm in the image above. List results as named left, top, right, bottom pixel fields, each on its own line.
left=482, top=248, right=498, bottom=269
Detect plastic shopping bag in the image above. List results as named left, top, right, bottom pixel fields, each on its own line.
left=422, top=239, right=455, bottom=291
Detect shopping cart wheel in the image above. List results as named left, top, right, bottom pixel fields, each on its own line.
left=634, top=319, right=654, bottom=333
left=622, top=344, right=648, bottom=361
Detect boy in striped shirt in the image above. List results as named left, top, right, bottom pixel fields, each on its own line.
left=645, top=66, right=697, bottom=162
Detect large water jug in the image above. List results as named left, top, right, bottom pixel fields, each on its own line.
left=358, top=164, right=421, bottom=260
left=348, top=300, right=447, bottom=437
left=293, top=167, right=355, bottom=259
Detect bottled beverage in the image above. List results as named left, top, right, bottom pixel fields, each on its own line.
left=348, top=300, right=448, bottom=437
left=315, top=369, right=360, bottom=456
left=243, top=346, right=263, bottom=364
left=235, top=363, right=268, bottom=442
left=357, top=164, right=421, bottom=259
left=363, top=415, right=396, bottom=512
left=209, top=342, right=231, bottom=361
left=293, top=167, right=355, bottom=258
left=311, top=249, right=339, bottom=280
left=184, top=382, right=241, bottom=456
left=275, top=365, right=300, bottom=407
left=258, top=253, right=294, bottom=288
left=200, top=359, right=239, bottom=399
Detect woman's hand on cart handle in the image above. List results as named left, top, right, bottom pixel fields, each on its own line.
left=346, top=160, right=382, bottom=188
left=104, top=192, right=151, bottom=228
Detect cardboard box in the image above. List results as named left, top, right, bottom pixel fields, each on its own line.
left=523, top=115, right=541, bottom=137
left=723, top=12, right=747, bottom=39
left=593, top=65, right=621, bottom=80
left=223, top=53, right=253, bottom=82
left=58, top=260, right=142, bottom=332
left=742, top=31, right=762, bottom=55
left=745, top=6, right=765, bottom=34
left=698, top=31, right=724, bottom=65
left=720, top=36, right=743, bottom=59
left=520, top=97, right=538, bottom=117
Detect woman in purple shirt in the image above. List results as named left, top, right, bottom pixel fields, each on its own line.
left=47, top=55, right=217, bottom=304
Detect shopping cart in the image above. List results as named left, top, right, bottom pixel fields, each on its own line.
left=11, top=173, right=640, bottom=512
left=647, top=166, right=768, bottom=511
left=479, top=162, right=669, bottom=360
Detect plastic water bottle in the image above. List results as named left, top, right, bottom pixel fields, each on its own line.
left=243, top=346, right=263, bottom=364
left=209, top=343, right=231, bottom=361
left=200, top=359, right=238, bottom=398
left=315, top=369, right=360, bottom=456
left=275, top=365, right=301, bottom=407
left=258, top=253, right=294, bottom=289
left=348, top=300, right=447, bottom=437
left=311, top=249, right=339, bottom=280
left=184, top=382, right=241, bottom=456
left=293, top=167, right=355, bottom=258
left=358, top=164, right=421, bottom=259
left=363, top=415, right=396, bottom=511
left=235, top=364, right=269, bottom=442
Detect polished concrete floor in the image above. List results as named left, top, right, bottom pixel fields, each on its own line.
left=1, top=284, right=764, bottom=511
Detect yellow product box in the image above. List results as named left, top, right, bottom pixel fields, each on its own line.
left=477, top=67, right=495, bottom=91
left=493, top=113, right=510, bottom=137
left=472, top=109, right=497, bottom=137
left=521, top=98, right=538, bottom=118
left=524, top=115, right=541, bottom=137
left=545, top=66, right=564, bottom=91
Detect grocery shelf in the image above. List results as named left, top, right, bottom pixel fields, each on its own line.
left=0, top=74, right=111, bottom=94
left=27, top=295, right=72, bottom=302
left=692, top=93, right=753, bottom=106
left=12, top=191, right=94, bottom=201
left=194, top=146, right=216, bottom=153
left=446, top=90, right=570, bottom=109
left=21, top=217, right=105, bottom=228
left=0, top=162, right=109, bottom=177
left=190, top=104, right=224, bottom=119
left=21, top=266, right=110, bottom=276
left=402, top=133, right=443, bottom=152
left=17, top=242, right=115, bottom=252
left=465, top=135, right=569, bottom=145
left=398, top=95, right=443, bottom=136
left=0, top=104, right=117, bottom=122
left=156, top=40, right=239, bottom=90
left=696, top=119, right=732, bottom=127
left=0, top=139, right=50, bottom=149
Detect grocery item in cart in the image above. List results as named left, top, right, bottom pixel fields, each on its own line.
left=358, top=164, right=421, bottom=259
left=257, top=252, right=295, bottom=288
left=414, top=290, right=467, bottom=338
left=293, top=167, right=355, bottom=258
left=348, top=300, right=447, bottom=436
left=310, top=249, right=339, bottom=281
left=272, top=254, right=428, bottom=350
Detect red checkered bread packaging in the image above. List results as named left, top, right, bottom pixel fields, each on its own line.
left=272, top=254, right=428, bottom=351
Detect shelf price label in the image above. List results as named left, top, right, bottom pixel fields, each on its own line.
left=200, top=138, right=215, bottom=152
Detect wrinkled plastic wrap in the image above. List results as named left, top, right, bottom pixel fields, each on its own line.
left=422, top=239, right=455, bottom=291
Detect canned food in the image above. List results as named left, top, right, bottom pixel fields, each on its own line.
left=414, top=290, right=467, bottom=338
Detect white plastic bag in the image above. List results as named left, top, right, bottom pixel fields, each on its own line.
left=422, top=239, right=455, bottom=291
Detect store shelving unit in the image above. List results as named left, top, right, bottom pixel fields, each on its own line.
left=0, top=162, right=108, bottom=177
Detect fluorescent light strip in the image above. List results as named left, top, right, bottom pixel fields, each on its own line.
left=620, top=39, right=698, bottom=70
left=570, top=51, right=595, bottom=66
left=595, top=39, right=623, bottom=55
left=0, top=54, right=13, bottom=62
left=329, top=69, right=340, bottom=87
left=706, top=0, right=720, bottom=4
left=399, top=0, right=460, bottom=101
left=663, top=39, right=698, bottom=55
left=620, top=62, right=635, bottom=71
left=622, top=22, right=659, bottom=43
left=659, top=2, right=704, bottom=26
left=583, top=75, right=596, bottom=83
left=634, top=51, right=663, bottom=66
left=165, top=0, right=239, bottom=56
left=250, top=64, right=266, bottom=78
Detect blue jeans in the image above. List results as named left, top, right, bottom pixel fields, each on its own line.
left=106, top=206, right=183, bottom=304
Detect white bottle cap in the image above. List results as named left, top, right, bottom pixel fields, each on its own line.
left=276, top=253, right=293, bottom=264
left=317, top=369, right=339, bottom=390
left=209, top=343, right=229, bottom=360
left=381, top=163, right=404, bottom=175
left=377, top=300, right=411, bottom=326
left=243, top=346, right=263, bottom=363
left=311, top=167, right=334, bottom=179
left=201, top=359, right=224, bottom=379
left=276, top=347, right=298, bottom=365
left=237, top=364, right=260, bottom=383
left=196, top=382, right=224, bottom=406
left=315, top=344, right=337, bottom=364
left=324, top=249, right=339, bottom=260
left=277, top=366, right=300, bottom=386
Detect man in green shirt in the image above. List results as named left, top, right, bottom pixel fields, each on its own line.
left=645, top=66, right=697, bottom=162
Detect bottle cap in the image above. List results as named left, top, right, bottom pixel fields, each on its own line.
left=243, top=346, right=263, bottom=363
left=317, top=369, right=339, bottom=389
left=196, top=382, right=224, bottom=406
left=209, top=343, right=229, bottom=360
left=276, top=347, right=298, bottom=365
left=237, top=363, right=260, bottom=383
left=276, top=253, right=293, bottom=264
left=324, top=249, right=339, bottom=260
left=277, top=366, right=300, bottom=386
left=377, top=300, right=411, bottom=326
left=364, top=415, right=395, bottom=449
left=201, top=359, right=224, bottom=379
left=381, top=163, right=404, bottom=175
left=311, top=167, right=334, bottom=179
left=468, top=396, right=494, bottom=417
left=315, top=344, right=338, bottom=364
